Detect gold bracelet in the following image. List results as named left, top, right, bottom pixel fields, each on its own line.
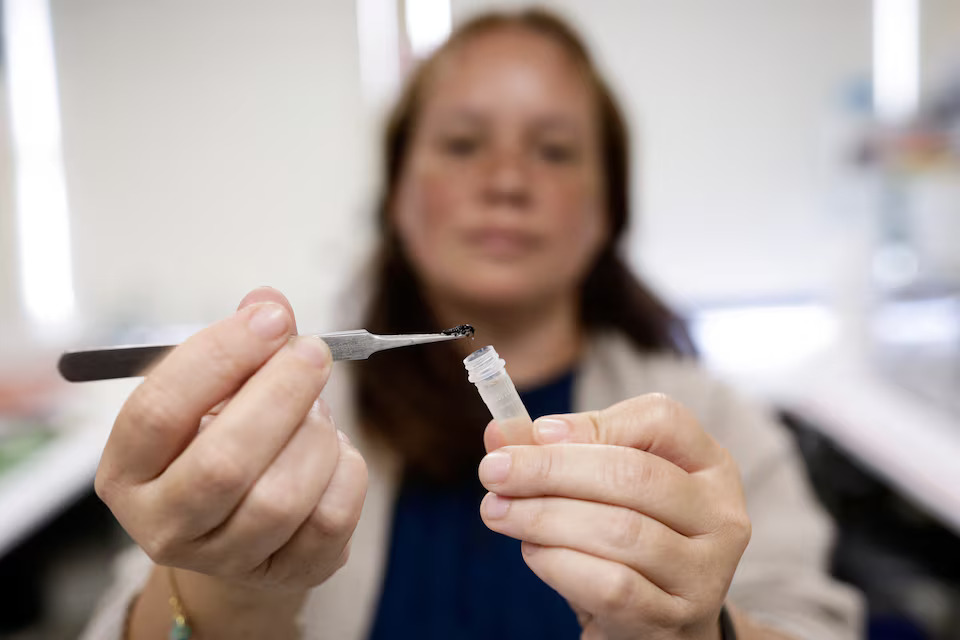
left=167, top=567, right=193, bottom=640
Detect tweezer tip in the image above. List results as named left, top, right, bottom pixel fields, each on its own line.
left=441, top=324, right=475, bottom=338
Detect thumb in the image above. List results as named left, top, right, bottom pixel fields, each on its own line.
left=237, top=286, right=298, bottom=334
left=532, top=394, right=721, bottom=472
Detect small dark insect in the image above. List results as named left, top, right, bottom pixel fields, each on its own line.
left=442, top=324, right=475, bottom=338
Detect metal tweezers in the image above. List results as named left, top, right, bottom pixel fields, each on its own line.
left=58, top=326, right=474, bottom=382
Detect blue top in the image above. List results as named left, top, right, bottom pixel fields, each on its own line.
left=369, top=371, right=580, bottom=639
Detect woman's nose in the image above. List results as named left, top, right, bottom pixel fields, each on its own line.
left=482, top=148, right=531, bottom=208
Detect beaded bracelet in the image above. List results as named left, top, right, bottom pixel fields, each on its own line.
left=162, top=565, right=733, bottom=640
left=167, top=567, right=193, bottom=640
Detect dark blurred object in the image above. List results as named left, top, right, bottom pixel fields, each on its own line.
left=783, top=410, right=960, bottom=640
left=868, top=616, right=931, bottom=640
left=0, top=490, right=128, bottom=638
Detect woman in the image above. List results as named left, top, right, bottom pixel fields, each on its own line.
left=82, top=9, right=861, bottom=640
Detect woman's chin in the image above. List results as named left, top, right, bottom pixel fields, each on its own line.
left=439, top=280, right=556, bottom=314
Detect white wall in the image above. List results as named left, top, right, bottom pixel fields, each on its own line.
left=0, top=64, right=19, bottom=337
left=4, top=1, right=918, bottom=350
left=914, top=0, right=960, bottom=279
left=50, top=0, right=375, bottom=335
left=456, top=0, right=873, bottom=305
left=922, top=0, right=960, bottom=93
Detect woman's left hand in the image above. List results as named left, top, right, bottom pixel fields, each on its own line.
left=479, top=394, right=751, bottom=640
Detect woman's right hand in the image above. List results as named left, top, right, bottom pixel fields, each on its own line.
left=95, top=287, right=368, bottom=594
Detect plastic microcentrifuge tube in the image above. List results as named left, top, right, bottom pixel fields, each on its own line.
left=463, top=345, right=532, bottom=444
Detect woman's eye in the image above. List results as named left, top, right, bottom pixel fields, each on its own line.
left=441, top=136, right=480, bottom=157
left=539, top=142, right=579, bottom=164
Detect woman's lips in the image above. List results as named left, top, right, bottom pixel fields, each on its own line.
left=462, top=228, right=541, bottom=258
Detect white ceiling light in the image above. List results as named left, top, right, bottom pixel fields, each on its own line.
left=405, top=0, right=451, bottom=59
left=873, top=0, right=920, bottom=123
left=3, top=0, right=75, bottom=335
left=356, top=0, right=402, bottom=108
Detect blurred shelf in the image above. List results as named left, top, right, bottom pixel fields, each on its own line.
left=781, top=356, right=960, bottom=536
left=697, top=302, right=960, bottom=536
left=0, top=380, right=137, bottom=558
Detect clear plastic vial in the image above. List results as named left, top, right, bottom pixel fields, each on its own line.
left=463, top=345, right=532, bottom=442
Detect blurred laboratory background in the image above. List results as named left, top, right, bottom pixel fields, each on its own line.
left=1, top=0, right=958, bottom=638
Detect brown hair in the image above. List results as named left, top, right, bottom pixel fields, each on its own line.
left=355, top=9, right=694, bottom=482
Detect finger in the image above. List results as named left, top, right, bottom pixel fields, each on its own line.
left=267, top=435, right=368, bottom=586
left=100, top=301, right=294, bottom=484
left=519, top=543, right=687, bottom=633
left=478, top=444, right=710, bottom=535
left=236, top=286, right=298, bottom=334
left=189, top=398, right=341, bottom=574
left=483, top=419, right=508, bottom=453
left=484, top=415, right=541, bottom=452
left=197, top=395, right=234, bottom=432
left=532, top=394, right=723, bottom=472
left=159, top=335, right=332, bottom=532
left=480, top=494, right=701, bottom=596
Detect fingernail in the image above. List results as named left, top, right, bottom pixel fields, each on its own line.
left=249, top=303, right=289, bottom=339
left=314, top=397, right=334, bottom=422
left=482, top=493, right=510, bottom=519
left=337, top=429, right=351, bottom=445
left=535, top=418, right=570, bottom=443
left=479, top=451, right=511, bottom=484
left=293, top=336, right=331, bottom=369
left=198, top=414, right=215, bottom=432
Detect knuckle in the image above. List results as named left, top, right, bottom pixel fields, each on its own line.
left=664, top=594, right=698, bottom=627
left=728, top=510, right=752, bottom=547
left=266, top=373, right=308, bottom=407
left=337, top=541, right=352, bottom=569
left=645, top=391, right=672, bottom=405
left=248, top=487, right=303, bottom=528
left=354, top=454, right=370, bottom=489
left=93, top=469, right=116, bottom=505
left=309, top=502, right=356, bottom=539
left=712, top=493, right=751, bottom=543
left=607, top=510, right=646, bottom=550
left=586, top=410, right=603, bottom=443
left=341, top=445, right=369, bottom=487
left=596, top=565, right=637, bottom=615
left=529, top=448, right=557, bottom=484
left=192, top=447, right=247, bottom=498
left=603, top=451, right=654, bottom=491
left=645, top=392, right=683, bottom=423
left=123, top=383, right=183, bottom=443
left=525, top=502, right=549, bottom=538
left=139, top=528, right=182, bottom=566
left=717, top=446, right=740, bottom=475
left=270, top=365, right=329, bottom=411
left=204, top=329, right=247, bottom=377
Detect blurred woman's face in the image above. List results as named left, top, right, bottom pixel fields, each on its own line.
left=392, top=28, right=608, bottom=313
